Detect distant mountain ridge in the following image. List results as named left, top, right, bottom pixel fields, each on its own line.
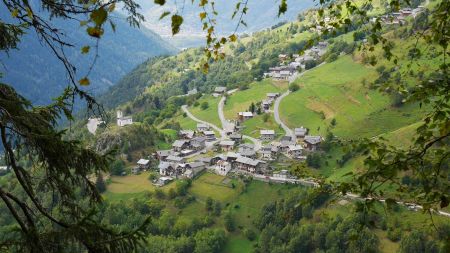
left=0, top=10, right=177, bottom=105
left=132, top=0, right=315, bottom=48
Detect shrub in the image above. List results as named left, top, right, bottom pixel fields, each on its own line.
left=289, top=83, right=300, bottom=92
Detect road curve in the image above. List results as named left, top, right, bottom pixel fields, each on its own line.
left=181, top=105, right=226, bottom=139
left=217, top=96, right=262, bottom=150
left=274, top=91, right=294, bottom=139
left=273, top=62, right=327, bottom=139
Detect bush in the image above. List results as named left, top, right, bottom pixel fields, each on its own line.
left=223, top=212, right=235, bottom=232
left=387, top=228, right=402, bottom=242
left=244, top=229, right=257, bottom=241
left=289, top=83, right=300, bottom=92
left=201, top=101, right=209, bottom=110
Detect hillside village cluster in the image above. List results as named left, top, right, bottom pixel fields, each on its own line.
left=125, top=86, right=323, bottom=186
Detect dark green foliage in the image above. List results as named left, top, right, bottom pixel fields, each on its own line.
left=223, top=212, right=235, bottom=232
left=205, top=197, right=214, bottom=211
left=111, top=159, right=125, bottom=176
left=201, top=101, right=209, bottom=110
left=194, top=229, right=226, bottom=253
left=95, top=174, right=107, bottom=193
left=213, top=201, right=222, bottom=216
left=399, top=231, right=439, bottom=253
left=304, top=60, right=318, bottom=70
left=307, top=153, right=322, bottom=169
left=289, top=83, right=300, bottom=92
left=243, top=228, right=256, bottom=241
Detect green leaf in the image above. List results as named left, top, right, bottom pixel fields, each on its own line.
left=90, top=8, right=107, bottom=26
left=171, top=15, right=183, bottom=35
left=81, top=46, right=90, bottom=54
left=199, top=12, right=206, bottom=21
left=86, top=27, right=104, bottom=38
left=79, top=77, right=90, bottom=86
left=159, top=11, right=170, bottom=20
left=154, top=0, right=166, bottom=5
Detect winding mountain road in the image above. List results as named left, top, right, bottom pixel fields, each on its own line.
left=181, top=105, right=226, bottom=139
left=217, top=96, right=262, bottom=150
left=273, top=62, right=327, bottom=138
left=274, top=91, right=294, bottom=139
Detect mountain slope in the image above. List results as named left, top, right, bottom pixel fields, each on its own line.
left=0, top=11, right=177, bottom=105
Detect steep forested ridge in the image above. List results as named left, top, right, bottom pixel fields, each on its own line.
left=0, top=10, right=177, bottom=105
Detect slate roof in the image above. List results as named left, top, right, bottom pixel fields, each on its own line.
left=304, top=135, right=322, bottom=145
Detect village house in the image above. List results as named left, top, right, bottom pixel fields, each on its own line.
left=197, top=123, right=210, bottom=132
left=219, top=140, right=235, bottom=152
left=172, top=140, right=190, bottom=152
left=267, top=93, right=280, bottom=100
left=180, top=149, right=196, bottom=157
left=278, top=54, right=289, bottom=61
left=238, top=143, right=256, bottom=158
left=203, top=130, right=216, bottom=141
left=166, top=155, right=186, bottom=164
left=191, top=136, right=206, bottom=150
left=213, top=86, right=227, bottom=95
left=258, top=150, right=272, bottom=160
left=304, top=135, right=323, bottom=151
left=116, top=110, right=133, bottom=127
left=198, top=157, right=214, bottom=166
left=237, top=111, right=253, bottom=121
left=294, top=127, right=308, bottom=139
left=235, top=156, right=266, bottom=174
left=137, top=159, right=150, bottom=170
left=229, top=132, right=243, bottom=143
left=215, top=160, right=232, bottom=176
left=279, top=139, right=295, bottom=152
left=155, top=150, right=175, bottom=161
left=131, top=167, right=141, bottom=175
left=260, top=130, right=275, bottom=141
left=179, top=129, right=195, bottom=139
left=183, top=162, right=206, bottom=179
left=158, top=162, right=175, bottom=176
left=262, top=100, right=271, bottom=111
left=288, top=145, right=303, bottom=159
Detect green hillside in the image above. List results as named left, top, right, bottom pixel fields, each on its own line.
left=279, top=55, right=425, bottom=138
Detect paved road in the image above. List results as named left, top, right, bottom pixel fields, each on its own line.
left=273, top=62, right=327, bottom=139
left=217, top=96, right=262, bottom=150
left=273, top=91, right=294, bottom=139
left=181, top=105, right=226, bottom=139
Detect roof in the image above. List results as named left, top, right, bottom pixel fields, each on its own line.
left=288, top=145, right=303, bottom=151
left=239, top=143, right=255, bottom=150
left=236, top=156, right=262, bottom=166
left=294, top=127, right=308, bottom=136
left=280, top=135, right=292, bottom=141
left=156, top=150, right=172, bottom=156
left=304, top=135, right=322, bottom=145
left=180, top=129, right=194, bottom=136
left=203, top=130, right=215, bottom=135
left=260, top=130, right=275, bottom=135
left=238, top=112, right=253, bottom=117
left=166, top=155, right=184, bottom=162
left=226, top=152, right=238, bottom=158
left=198, top=157, right=212, bottom=163
left=214, top=86, right=227, bottom=92
left=158, top=162, right=172, bottom=170
left=159, top=176, right=172, bottom=181
left=239, top=149, right=256, bottom=157
left=192, top=136, right=206, bottom=142
left=172, top=140, right=188, bottom=147
left=217, top=160, right=230, bottom=165
left=137, top=159, right=150, bottom=165
left=267, top=92, right=279, bottom=97
left=187, top=162, right=205, bottom=169
left=219, top=140, right=235, bottom=146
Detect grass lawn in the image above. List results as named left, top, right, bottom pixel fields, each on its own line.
left=241, top=114, right=284, bottom=139
left=224, top=79, right=286, bottom=119
left=189, top=95, right=222, bottom=127
left=222, top=234, right=254, bottom=253
left=104, top=171, right=176, bottom=201
left=279, top=55, right=425, bottom=138
left=189, top=173, right=242, bottom=203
